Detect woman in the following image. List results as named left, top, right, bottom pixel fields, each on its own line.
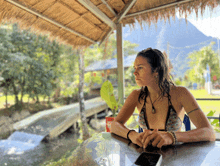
left=110, top=48, right=215, bottom=149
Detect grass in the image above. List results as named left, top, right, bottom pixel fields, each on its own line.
left=0, top=93, right=46, bottom=107
left=0, top=93, right=62, bottom=117
left=190, top=89, right=220, bottom=115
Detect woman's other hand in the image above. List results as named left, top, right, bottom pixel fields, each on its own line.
left=142, top=129, right=174, bottom=148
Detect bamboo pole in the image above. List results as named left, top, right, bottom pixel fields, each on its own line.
left=116, top=23, right=124, bottom=105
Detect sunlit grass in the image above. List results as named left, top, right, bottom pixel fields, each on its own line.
left=190, top=89, right=220, bottom=98
left=0, top=93, right=46, bottom=107
left=190, top=89, right=220, bottom=115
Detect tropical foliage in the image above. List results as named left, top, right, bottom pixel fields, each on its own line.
left=185, top=42, right=220, bottom=85
left=0, top=23, right=139, bottom=112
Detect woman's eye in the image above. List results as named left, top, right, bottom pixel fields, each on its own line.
left=134, top=66, right=142, bottom=70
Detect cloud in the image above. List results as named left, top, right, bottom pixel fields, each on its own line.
left=188, top=17, right=220, bottom=39
left=156, top=23, right=166, bottom=50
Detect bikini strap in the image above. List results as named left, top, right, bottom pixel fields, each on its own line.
left=167, top=93, right=172, bottom=105
left=144, top=95, right=147, bottom=106
left=141, top=95, right=147, bottom=111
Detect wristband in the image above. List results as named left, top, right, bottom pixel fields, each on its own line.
left=171, top=131, right=177, bottom=144
left=127, top=130, right=135, bottom=143
left=167, top=131, right=177, bottom=145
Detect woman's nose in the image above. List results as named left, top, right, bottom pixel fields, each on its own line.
left=133, top=70, right=138, bottom=75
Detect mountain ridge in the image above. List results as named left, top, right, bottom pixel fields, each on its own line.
left=123, top=16, right=218, bottom=78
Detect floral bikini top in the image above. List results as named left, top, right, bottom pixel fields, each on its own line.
left=138, top=94, right=182, bottom=132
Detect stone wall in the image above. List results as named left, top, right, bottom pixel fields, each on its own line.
left=0, top=110, right=30, bottom=139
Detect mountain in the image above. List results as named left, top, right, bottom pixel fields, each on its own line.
left=122, top=16, right=218, bottom=78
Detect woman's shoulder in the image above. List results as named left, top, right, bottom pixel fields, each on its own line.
left=129, top=88, right=142, bottom=97
left=124, top=89, right=141, bottom=105
left=170, top=85, right=190, bottom=98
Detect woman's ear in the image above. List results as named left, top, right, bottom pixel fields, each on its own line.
left=154, top=68, right=159, bottom=76
left=153, top=71, right=159, bottom=78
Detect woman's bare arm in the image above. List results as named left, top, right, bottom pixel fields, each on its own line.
left=175, top=87, right=216, bottom=142
left=110, top=90, right=145, bottom=146
left=110, top=90, right=139, bottom=138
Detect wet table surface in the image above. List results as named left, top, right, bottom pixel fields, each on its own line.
left=72, top=132, right=220, bottom=166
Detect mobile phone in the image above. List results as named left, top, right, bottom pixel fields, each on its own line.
left=134, top=152, right=162, bottom=166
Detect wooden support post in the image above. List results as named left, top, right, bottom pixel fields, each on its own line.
left=116, top=23, right=124, bottom=105
left=78, top=49, right=90, bottom=140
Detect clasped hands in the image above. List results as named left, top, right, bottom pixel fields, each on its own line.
left=130, top=129, right=174, bottom=148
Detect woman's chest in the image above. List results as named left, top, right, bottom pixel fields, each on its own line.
left=137, top=96, right=184, bottom=128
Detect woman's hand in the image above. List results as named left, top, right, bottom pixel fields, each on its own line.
left=129, top=130, right=145, bottom=147
left=142, top=129, right=174, bottom=148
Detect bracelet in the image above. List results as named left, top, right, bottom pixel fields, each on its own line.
left=127, top=130, right=135, bottom=143
left=171, top=131, right=177, bottom=144
left=167, top=131, right=177, bottom=145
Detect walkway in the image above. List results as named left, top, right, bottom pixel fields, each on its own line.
left=13, top=97, right=108, bottom=139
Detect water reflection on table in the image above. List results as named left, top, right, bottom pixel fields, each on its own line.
left=72, top=132, right=220, bottom=166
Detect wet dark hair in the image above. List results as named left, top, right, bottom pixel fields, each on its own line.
left=137, top=47, right=174, bottom=103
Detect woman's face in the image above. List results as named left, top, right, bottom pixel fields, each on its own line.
left=133, top=56, right=157, bottom=87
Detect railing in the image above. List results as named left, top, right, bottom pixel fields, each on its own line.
left=196, top=98, right=220, bottom=100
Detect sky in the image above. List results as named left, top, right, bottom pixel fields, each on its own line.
left=124, top=5, right=220, bottom=40
left=177, top=6, right=220, bottom=39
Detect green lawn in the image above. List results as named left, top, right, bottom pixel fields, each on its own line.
left=190, top=89, right=220, bottom=115
left=0, top=93, right=46, bottom=108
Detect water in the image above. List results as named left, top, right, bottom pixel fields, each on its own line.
left=0, top=112, right=106, bottom=166
left=0, top=131, right=80, bottom=166
left=0, top=107, right=81, bottom=166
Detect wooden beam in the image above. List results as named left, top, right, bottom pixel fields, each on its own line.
left=99, top=0, right=136, bottom=46
left=116, top=23, right=124, bottom=105
left=116, top=0, right=137, bottom=23
left=78, top=0, right=116, bottom=29
left=100, top=0, right=117, bottom=17
left=98, top=28, right=113, bottom=46
left=124, top=0, right=193, bottom=18
left=5, top=0, right=96, bottom=44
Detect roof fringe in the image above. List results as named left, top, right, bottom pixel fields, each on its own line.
left=0, top=0, right=219, bottom=47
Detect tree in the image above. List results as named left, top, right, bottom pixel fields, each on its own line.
left=0, top=24, right=14, bottom=107
left=0, top=23, right=61, bottom=109
left=186, top=42, right=220, bottom=85
left=56, top=45, right=79, bottom=103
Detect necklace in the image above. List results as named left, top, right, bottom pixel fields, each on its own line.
left=149, top=94, right=161, bottom=114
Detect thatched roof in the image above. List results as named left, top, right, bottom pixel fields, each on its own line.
left=0, top=0, right=219, bottom=47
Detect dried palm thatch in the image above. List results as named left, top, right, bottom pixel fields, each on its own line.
left=0, top=0, right=219, bottom=48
